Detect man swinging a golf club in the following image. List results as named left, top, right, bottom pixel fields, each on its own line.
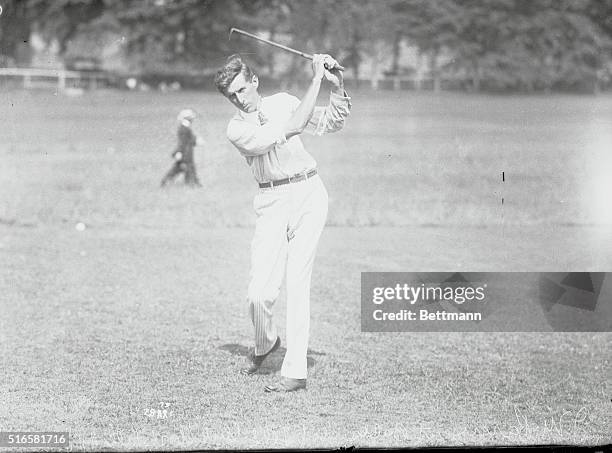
left=214, top=52, right=351, bottom=392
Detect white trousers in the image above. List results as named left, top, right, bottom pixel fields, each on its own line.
left=247, top=174, right=328, bottom=379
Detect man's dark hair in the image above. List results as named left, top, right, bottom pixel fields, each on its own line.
left=214, top=54, right=254, bottom=95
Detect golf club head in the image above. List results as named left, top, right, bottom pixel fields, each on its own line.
left=229, top=27, right=237, bottom=40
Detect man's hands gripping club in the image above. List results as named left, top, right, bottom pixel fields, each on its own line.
left=312, top=54, right=344, bottom=92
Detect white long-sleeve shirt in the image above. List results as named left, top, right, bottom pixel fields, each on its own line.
left=226, top=90, right=351, bottom=183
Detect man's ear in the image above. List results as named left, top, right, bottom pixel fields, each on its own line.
left=252, top=75, right=259, bottom=88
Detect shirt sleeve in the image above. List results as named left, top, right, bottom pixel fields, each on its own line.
left=226, top=120, right=288, bottom=157
left=306, top=90, right=352, bottom=136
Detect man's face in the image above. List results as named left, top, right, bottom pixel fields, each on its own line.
left=226, top=72, right=259, bottom=113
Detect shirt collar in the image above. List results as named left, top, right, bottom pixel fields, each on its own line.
left=236, top=95, right=266, bottom=121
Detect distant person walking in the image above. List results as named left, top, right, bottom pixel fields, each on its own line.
left=214, top=53, right=351, bottom=392
left=160, top=109, right=202, bottom=187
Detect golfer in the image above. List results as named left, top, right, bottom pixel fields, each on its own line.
left=214, top=54, right=351, bottom=392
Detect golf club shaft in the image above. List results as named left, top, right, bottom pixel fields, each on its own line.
left=230, top=28, right=345, bottom=72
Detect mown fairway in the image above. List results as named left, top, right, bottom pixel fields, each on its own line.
left=0, top=88, right=610, bottom=449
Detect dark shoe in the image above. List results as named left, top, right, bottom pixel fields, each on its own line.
left=264, top=377, right=307, bottom=393
left=240, top=336, right=281, bottom=376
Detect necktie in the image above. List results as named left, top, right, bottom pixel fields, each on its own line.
left=258, top=110, right=268, bottom=126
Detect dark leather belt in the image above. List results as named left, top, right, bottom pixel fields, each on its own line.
left=259, top=169, right=317, bottom=188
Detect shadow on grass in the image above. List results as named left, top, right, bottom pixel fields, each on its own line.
left=219, top=343, right=325, bottom=374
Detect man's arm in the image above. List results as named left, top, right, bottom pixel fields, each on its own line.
left=307, top=59, right=351, bottom=136
left=307, top=91, right=351, bottom=136
left=282, top=54, right=329, bottom=139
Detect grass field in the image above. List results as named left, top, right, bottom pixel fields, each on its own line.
left=0, top=88, right=611, bottom=449
left=2, top=88, right=612, bottom=228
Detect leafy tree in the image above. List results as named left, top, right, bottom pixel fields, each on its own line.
left=2, top=0, right=611, bottom=91
left=0, top=0, right=33, bottom=65
left=394, top=0, right=611, bottom=92
left=28, top=0, right=106, bottom=53
left=101, top=0, right=266, bottom=72
left=279, top=0, right=397, bottom=86
left=331, top=0, right=397, bottom=83
left=497, top=0, right=611, bottom=91
left=392, top=0, right=465, bottom=90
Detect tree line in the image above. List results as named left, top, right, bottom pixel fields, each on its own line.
left=1, top=0, right=611, bottom=92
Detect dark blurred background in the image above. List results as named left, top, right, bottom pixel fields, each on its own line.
left=1, top=0, right=611, bottom=92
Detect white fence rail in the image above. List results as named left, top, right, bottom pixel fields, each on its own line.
left=0, top=67, right=455, bottom=92
left=0, top=67, right=109, bottom=90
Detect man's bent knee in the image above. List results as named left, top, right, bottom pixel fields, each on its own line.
left=247, top=282, right=279, bottom=306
